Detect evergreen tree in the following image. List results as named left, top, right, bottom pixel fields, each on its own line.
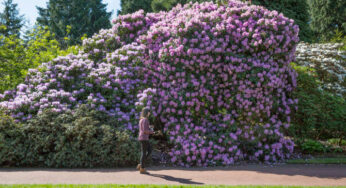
left=307, top=0, right=346, bottom=41
left=0, top=0, right=24, bottom=37
left=118, top=0, right=153, bottom=15
left=37, top=0, right=112, bottom=46
left=251, top=0, right=312, bottom=42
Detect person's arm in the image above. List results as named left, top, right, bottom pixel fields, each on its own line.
left=144, top=119, right=154, bottom=135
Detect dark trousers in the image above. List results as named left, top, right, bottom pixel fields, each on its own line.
left=140, top=140, right=152, bottom=168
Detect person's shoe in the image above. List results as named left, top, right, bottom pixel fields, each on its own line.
left=136, top=164, right=141, bottom=170
left=139, top=167, right=149, bottom=174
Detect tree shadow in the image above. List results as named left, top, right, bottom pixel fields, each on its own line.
left=144, top=173, right=204, bottom=185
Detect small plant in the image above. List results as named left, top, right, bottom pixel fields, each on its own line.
left=300, top=140, right=326, bottom=154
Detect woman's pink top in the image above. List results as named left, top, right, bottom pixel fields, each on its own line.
left=138, top=118, right=150, bottom=141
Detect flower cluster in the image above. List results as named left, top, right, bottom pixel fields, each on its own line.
left=1, top=0, right=299, bottom=166
left=82, top=29, right=122, bottom=61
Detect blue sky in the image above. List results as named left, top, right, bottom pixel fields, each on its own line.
left=0, top=0, right=121, bottom=27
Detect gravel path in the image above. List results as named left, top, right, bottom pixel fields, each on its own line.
left=1, top=164, right=345, bottom=186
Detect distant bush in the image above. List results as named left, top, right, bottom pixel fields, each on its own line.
left=300, top=139, right=326, bottom=153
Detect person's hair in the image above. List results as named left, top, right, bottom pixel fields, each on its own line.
left=140, top=107, right=150, bottom=119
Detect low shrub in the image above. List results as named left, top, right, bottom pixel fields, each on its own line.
left=300, top=139, right=326, bottom=154
left=0, top=105, right=140, bottom=167
left=297, top=139, right=344, bottom=154
left=0, top=108, right=24, bottom=166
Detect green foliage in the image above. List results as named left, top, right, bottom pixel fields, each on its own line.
left=119, top=0, right=213, bottom=14
left=307, top=0, right=346, bottom=42
left=24, top=26, right=79, bottom=68
left=0, top=26, right=79, bottom=93
left=118, top=0, right=153, bottom=15
left=37, top=0, right=112, bottom=46
left=300, top=139, right=326, bottom=153
left=289, top=63, right=346, bottom=144
left=0, top=26, right=26, bottom=92
left=0, top=108, right=24, bottom=167
left=251, top=0, right=312, bottom=42
left=0, top=105, right=140, bottom=167
left=151, top=0, right=176, bottom=12
left=151, top=0, right=213, bottom=12
left=329, top=29, right=346, bottom=51
left=0, top=0, right=24, bottom=37
left=327, top=138, right=346, bottom=146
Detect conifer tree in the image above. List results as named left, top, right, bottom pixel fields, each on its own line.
left=0, top=0, right=24, bottom=37
left=307, top=0, right=346, bottom=41
left=37, top=0, right=112, bottom=46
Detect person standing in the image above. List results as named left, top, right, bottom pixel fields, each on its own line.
left=137, top=107, right=154, bottom=174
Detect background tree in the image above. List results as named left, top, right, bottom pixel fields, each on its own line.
left=0, top=25, right=79, bottom=93
left=307, top=0, right=346, bottom=41
left=151, top=0, right=213, bottom=12
left=151, top=0, right=174, bottom=12
left=251, top=0, right=312, bottom=42
left=0, top=0, right=24, bottom=37
left=118, top=0, right=153, bottom=15
left=37, top=0, right=112, bottom=47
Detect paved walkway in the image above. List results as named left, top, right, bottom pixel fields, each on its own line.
left=1, top=164, right=346, bottom=186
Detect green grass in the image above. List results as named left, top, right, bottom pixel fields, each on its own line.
left=0, top=185, right=345, bottom=188
left=286, top=157, right=346, bottom=164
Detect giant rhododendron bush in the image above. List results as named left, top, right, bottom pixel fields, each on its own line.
left=0, top=0, right=299, bottom=166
